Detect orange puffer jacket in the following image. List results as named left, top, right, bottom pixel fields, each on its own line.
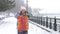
left=17, top=15, right=28, bottom=31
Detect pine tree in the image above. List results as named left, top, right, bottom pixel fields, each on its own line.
left=0, top=0, right=15, bottom=11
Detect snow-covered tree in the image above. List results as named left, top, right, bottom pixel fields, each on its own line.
left=0, top=0, right=15, bottom=11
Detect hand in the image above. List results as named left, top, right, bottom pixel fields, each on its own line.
left=26, top=13, right=28, bottom=15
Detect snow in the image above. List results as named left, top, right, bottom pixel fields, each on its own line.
left=0, top=17, right=17, bottom=34
left=29, top=20, right=60, bottom=34
left=0, top=17, right=60, bottom=34
left=28, top=21, right=51, bottom=34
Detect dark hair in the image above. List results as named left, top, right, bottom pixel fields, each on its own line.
left=19, top=11, right=28, bottom=15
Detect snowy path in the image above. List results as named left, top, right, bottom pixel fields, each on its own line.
left=28, top=21, right=52, bottom=34
left=0, top=17, right=17, bottom=34
left=0, top=17, right=60, bottom=34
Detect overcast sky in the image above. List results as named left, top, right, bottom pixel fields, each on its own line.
left=24, top=0, right=60, bottom=14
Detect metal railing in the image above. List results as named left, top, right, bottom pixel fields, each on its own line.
left=29, top=16, right=60, bottom=32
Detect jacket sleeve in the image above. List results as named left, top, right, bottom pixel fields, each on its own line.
left=27, top=12, right=30, bottom=18
left=15, top=12, right=19, bottom=18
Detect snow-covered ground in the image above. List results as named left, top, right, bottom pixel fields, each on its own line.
left=0, top=17, right=60, bottom=34
left=0, top=17, right=17, bottom=34
left=28, top=21, right=52, bottom=34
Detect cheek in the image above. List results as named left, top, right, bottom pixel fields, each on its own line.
left=22, top=11, right=25, bottom=13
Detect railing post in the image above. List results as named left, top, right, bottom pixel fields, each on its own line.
left=37, top=16, right=38, bottom=24
left=49, top=18, right=52, bottom=29
left=37, top=16, right=39, bottom=24
left=39, top=17, right=41, bottom=24
left=39, top=17, right=41, bottom=25
left=43, top=17, right=45, bottom=26
left=41, top=16, right=42, bottom=25
left=46, top=16, right=48, bottom=28
left=38, top=17, right=40, bottom=24
left=59, top=25, right=60, bottom=32
left=53, top=17, right=57, bottom=31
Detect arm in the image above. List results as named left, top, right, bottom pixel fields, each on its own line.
left=15, top=12, right=19, bottom=18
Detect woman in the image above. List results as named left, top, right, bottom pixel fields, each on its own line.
left=17, top=7, right=28, bottom=34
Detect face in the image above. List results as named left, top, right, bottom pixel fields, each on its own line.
left=21, top=9, right=26, bottom=13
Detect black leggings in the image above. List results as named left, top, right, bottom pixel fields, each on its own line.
left=18, top=30, right=28, bottom=34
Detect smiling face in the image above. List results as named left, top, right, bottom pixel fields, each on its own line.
left=21, top=9, right=26, bottom=13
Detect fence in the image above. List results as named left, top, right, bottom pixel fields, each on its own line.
left=29, top=16, right=60, bottom=32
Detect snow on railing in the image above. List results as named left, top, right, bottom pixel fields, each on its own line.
left=29, top=16, right=60, bottom=33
